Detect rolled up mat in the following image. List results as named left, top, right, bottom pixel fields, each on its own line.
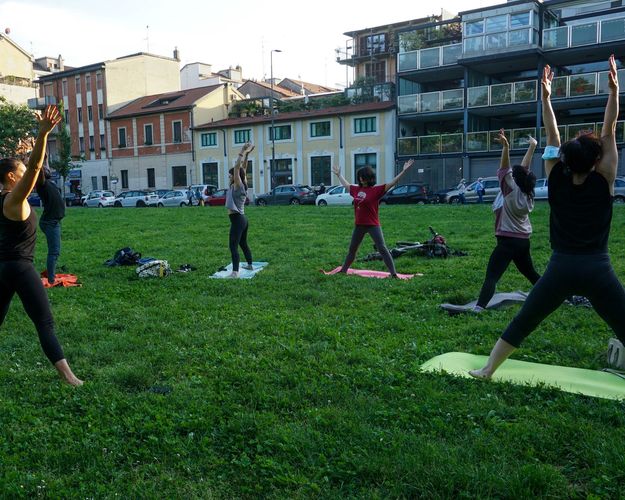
left=440, top=291, right=528, bottom=314
left=210, top=262, right=268, bottom=279
left=421, top=352, right=625, bottom=400
left=323, top=267, right=420, bottom=280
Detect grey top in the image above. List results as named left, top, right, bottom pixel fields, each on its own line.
left=226, top=184, right=247, bottom=214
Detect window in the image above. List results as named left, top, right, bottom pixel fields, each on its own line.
left=234, top=129, right=251, bottom=144
left=310, top=121, right=331, bottom=138
left=311, top=156, right=332, bottom=186
left=88, top=106, right=93, bottom=121
left=173, top=121, right=182, bottom=143
left=121, top=170, right=128, bottom=189
left=98, top=104, right=103, bottom=119
left=172, top=166, right=187, bottom=187
left=465, top=20, right=484, bottom=36
left=89, top=135, right=94, bottom=151
left=96, top=73, right=103, bottom=90
left=79, top=137, right=84, bottom=152
left=86, top=74, right=91, bottom=91
left=246, top=160, right=254, bottom=190
left=201, top=132, right=217, bottom=147
left=269, top=125, right=292, bottom=141
left=77, top=108, right=83, bottom=123
left=202, top=162, right=219, bottom=186
left=485, top=15, right=507, bottom=33
left=510, top=12, right=530, bottom=29
left=360, top=33, right=387, bottom=55
left=354, top=117, right=376, bottom=134
left=118, top=128, right=127, bottom=148
left=354, top=153, right=377, bottom=178
left=100, top=134, right=105, bottom=150
left=147, top=168, right=155, bottom=188
left=64, top=110, right=69, bottom=124
left=102, top=176, right=108, bottom=190
left=75, top=76, right=81, bottom=93
left=365, top=61, right=386, bottom=84
left=62, top=80, right=68, bottom=96
left=144, top=124, right=153, bottom=145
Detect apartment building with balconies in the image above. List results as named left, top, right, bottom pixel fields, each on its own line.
left=395, top=0, right=625, bottom=191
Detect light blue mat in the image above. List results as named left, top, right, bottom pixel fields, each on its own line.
left=210, top=262, right=268, bottom=279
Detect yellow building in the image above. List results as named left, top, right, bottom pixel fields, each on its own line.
left=193, top=101, right=396, bottom=194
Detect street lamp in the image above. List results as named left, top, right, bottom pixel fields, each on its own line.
left=270, top=49, right=282, bottom=189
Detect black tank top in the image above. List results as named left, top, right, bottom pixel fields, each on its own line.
left=0, top=193, right=37, bottom=262
left=548, top=162, right=612, bottom=254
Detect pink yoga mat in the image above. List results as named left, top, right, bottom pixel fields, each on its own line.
left=323, top=267, right=420, bottom=280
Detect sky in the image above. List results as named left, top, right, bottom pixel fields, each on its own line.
left=1, top=0, right=501, bottom=89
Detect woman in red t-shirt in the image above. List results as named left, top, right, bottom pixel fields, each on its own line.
left=332, top=160, right=414, bottom=277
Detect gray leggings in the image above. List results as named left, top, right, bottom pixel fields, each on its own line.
left=502, top=252, right=625, bottom=347
left=341, top=225, right=396, bottom=275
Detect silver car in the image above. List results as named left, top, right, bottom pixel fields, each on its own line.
left=113, top=190, right=159, bottom=208
left=157, top=190, right=192, bottom=207
left=534, top=178, right=548, bottom=200
left=83, top=190, right=115, bottom=208
left=444, top=177, right=500, bottom=204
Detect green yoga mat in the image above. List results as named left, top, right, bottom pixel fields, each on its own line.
left=421, top=352, right=625, bottom=400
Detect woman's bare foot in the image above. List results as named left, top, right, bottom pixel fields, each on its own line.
left=469, top=367, right=492, bottom=379
left=54, top=359, right=84, bottom=386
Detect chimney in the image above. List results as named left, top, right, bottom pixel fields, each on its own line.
left=58, top=54, right=64, bottom=71
left=173, top=47, right=180, bottom=61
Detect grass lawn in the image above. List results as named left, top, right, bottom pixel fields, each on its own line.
left=1, top=203, right=625, bottom=498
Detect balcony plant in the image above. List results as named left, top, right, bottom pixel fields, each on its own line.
left=491, top=84, right=512, bottom=105
left=569, top=75, right=595, bottom=96
left=420, top=135, right=441, bottom=154
left=441, top=134, right=462, bottom=153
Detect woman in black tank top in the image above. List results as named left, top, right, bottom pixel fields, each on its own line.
left=0, top=105, right=83, bottom=386
left=471, top=55, right=625, bottom=380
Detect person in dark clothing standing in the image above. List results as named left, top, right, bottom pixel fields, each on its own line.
left=471, top=55, right=625, bottom=379
left=0, top=105, right=83, bottom=386
left=36, top=164, right=65, bottom=285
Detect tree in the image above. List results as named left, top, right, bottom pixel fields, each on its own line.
left=48, top=100, right=73, bottom=180
left=0, top=96, right=37, bottom=158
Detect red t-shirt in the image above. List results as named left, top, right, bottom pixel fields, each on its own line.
left=350, top=184, right=387, bottom=226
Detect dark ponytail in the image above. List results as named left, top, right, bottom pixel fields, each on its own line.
left=560, top=133, right=603, bottom=174
left=0, top=158, right=21, bottom=184
left=512, top=165, right=536, bottom=200
left=229, top=167, right=248, bottom=191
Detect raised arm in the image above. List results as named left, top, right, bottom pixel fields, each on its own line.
left=541, top=65, right=561, bottom=178
left=4, top=105, right=60, bottom=220
left=596, top=54, right=619, bottom=190
left=332, top=164, right=350, bottom=189
left=521, top=136, right=538, bottom=169
left=233, top=142, right=254, bottom=188
left=496, top=129, right=510, bottom=170
left=384, top=159, right=415, bottom=193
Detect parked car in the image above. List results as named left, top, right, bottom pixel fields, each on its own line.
left=380, top=183, right=431, bottom=205
left=189, top=184, right=217, bottom=205
left=113, top=190, right=159, bottom=207
left=534, top=178, right=548, bottom=200
left=27, top=193, right=41, bottom=207
left=81, top=190, right=111, bottom=205
left=154, top=189, right=171, bottom=198
left=157, top=190, right=193, bottom=207
left=205, top=188, right=250, bottom=207
left=83, top=190, right=116, bottom=207
left=316, top=185, right=353, bottom=206
left=65, top=192, right=83, bottom=207
left=614, top=177, right=625, bottom=204
left=443, top=176, right=500, bottom=204
left=255, top=184, right=316, bottom=206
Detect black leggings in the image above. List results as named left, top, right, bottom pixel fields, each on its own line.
left=341, top=225, right=396, bottom=275
left=0, top=260, right=65, bottom=363
left=229, top=213, right=253, bottom=272
left=477, top=236, right=541, bottom=308
left=502, top=252, right=625, bottom=347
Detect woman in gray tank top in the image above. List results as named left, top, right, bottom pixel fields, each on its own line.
left=225, top=143, right=255, bottom=278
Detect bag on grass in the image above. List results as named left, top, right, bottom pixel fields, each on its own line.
left=607, top=338, right=625, bottom=370
left=136, top=260, right=171, bottom=278
left=105, top=247, right=142, bottom=266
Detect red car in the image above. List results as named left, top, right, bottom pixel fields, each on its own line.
left=205, top=188, right=250, bottom=206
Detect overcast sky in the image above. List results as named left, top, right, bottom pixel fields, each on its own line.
left=1, top=0, right=502, bottom=88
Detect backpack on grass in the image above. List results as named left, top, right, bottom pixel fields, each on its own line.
left=104, top=247, right=142, bottom=266
left=136, top=260, right=171, bottom=278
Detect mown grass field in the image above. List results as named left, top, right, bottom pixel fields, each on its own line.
left=1, top=202, right=625, bottom=498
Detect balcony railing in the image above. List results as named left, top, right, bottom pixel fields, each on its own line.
left=467, top=80, right=537, bottom=108
left=398, top=122, right=625, bottom=156
left=397, top=43, right=463, bottom=72
left=27, top=96, right=57, bottom=110
left=397, top=89, right=464, bottom=114
left=463, top=28, right=537, bottom=56
left=543, top=16, right=625, bottom=50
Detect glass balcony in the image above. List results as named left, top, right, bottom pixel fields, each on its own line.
left=552, top=76, right=568, bottom=99
left=420, top=47, right=441, bottom=69
left=490, top=83, right=513, bottom=105
left=569, top=73, right=596, bottom=97
left=464, top=37, right=484, bottom=55
left=540, top=122, right=625, bottom=147
left=466, top=132, right=489, bottom=152
left=420, top=92, right=441, bottom=113
left=442, top=89, right=464, bottom=110
left=511, top=128, right=537, bottom=150
left=543, top=16, right=625, bottom=50
left=539, top=126, right=566, bottom=148
left=489, top=129, right=511, bottom=151
left=598, top=69, right=625, bottom=94
left=514, top=80, right=537, bottom=102
left=441, top=133, right=463, bottom=153
left=398, top=43, right=462, bottom=73
left=398, top=137, right=419, bottom=156
left=567, top=123, right=595, bottom=139
left=420, top=135, right=441, bottom=154
left=398, top=94, right=418, bottom=114
left=467, top=86, right=489, bottom=107
left=398, top=51, right=418, bottom=72
left=442, top=44, right=462, bottom=65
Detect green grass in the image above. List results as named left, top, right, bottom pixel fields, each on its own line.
left=1, top=203, right=625, bottom=498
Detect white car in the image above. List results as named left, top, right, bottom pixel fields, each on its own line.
left=113, top=190, right=159, bottom=208
left=157, top=190, right=192, bottom=207
left=83, top=190, right=116, bottom=208
left=316, top=185, right=353, bottom=206
left=81, top=190, right=113, bottom=205
left=534, top=178, right=548, bottom=200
